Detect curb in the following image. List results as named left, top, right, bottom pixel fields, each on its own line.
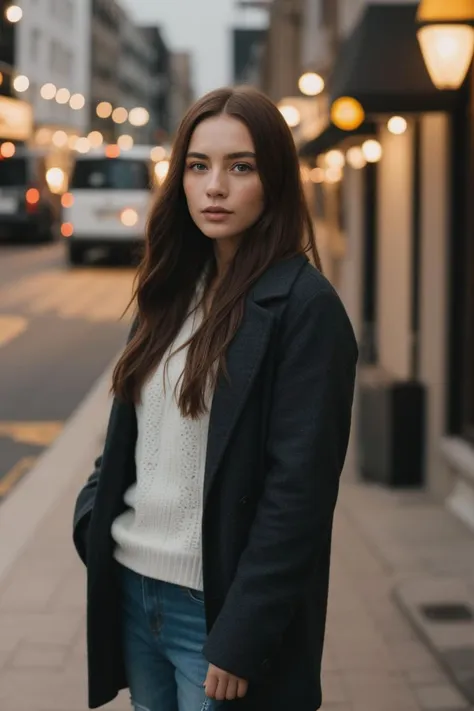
left=0, top=357, right=117, bottom=584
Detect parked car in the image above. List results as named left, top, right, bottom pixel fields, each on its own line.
left=62, top=145, right=159, bottom=266
left=0, top=147, right=61, bottom=243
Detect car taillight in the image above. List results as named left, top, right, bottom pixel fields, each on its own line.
left=25, top=188, right=40, bottom=211
left=61, top=192, right=74, bottom=208
left=61, top=222, right=74, bottom=238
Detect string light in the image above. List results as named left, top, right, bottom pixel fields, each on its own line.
left=56, top=88, right=71, bottom=104
left=5, top=5, right=22, bottom=23
left=13, top=75, right=29, bottom=92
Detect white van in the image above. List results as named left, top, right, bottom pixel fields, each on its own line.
left=62, top=145, right=157, bottom=265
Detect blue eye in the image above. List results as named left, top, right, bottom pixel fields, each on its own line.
left=232, top=163, right=253, bottom=173
left=188, top=163, right=207, bottom=171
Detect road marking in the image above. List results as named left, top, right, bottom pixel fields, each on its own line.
left=0, top=316, right=28, bottom=349
left=0, top=269, right=134, bottom=322
left=0, top=421, right=63, bottom=447
left=0, top=456, right=37, bottom=497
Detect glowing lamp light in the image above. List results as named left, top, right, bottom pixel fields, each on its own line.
left=61, top=222, right=74, bottom=238
left=387, top=116, right=408, bottom=135
left=151, top=146, right=166, bottom=162
left=325, top=150, right=345, bottom=169
left=417, top=24, right=474, bottom=89
left=46, top=167, right=66, bottom=193
left=278, top=104, right=301, bottom=128
left=70, top=93, right=85, bottom=110
left=97, top=101, right=113, bottom=119
left=346, top=146, right=367, bottom=170
left=41, top=83, right=57, bottom=100
left=310, top=167, right=325, bottom=184
left=155, top=159, right=170, bottom=184
left=75, top=138, right=91, bottom=154
left=325, top=167, right=343, bottom=184
left=105, top=144, right=121, bottom=158
left=112, top=107, right=128, bottom=124
left=56, top=88, right=71, bottom=104
left=87, top=131, right=103, bottom=148
left=26, top=188, right=40, bottom=204
left=1, top=142, right=15, bottom=158
left=61, top=192, right=74, bottom=208
left=117, top=134, right=134, bottom=151
left=52, top=130, right=68, bottom=148
left=362, top=139, right=383, bottom=163
left=129, top=107, right=150, bottom=127
left=13, top=75, right=29, bottom=93
left=298, top=72, right=325, bottom=96
left=5, top=5, right=22, bottom=22
left=121, top=208, right=139, bottom=227
left=330, top=96, right=365, bottom=131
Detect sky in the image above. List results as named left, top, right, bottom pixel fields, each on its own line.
left=121, top=0, right=267, bottom=98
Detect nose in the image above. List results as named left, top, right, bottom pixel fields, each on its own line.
left=206, top=169, right=228, bottom=199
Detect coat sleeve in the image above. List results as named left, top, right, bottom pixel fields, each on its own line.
left=72, top=315, right=139, bottom=565
left=203, top=287, right=358, bottom=680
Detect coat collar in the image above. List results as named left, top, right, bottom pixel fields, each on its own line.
left=250, top=253, right=308, bottom=304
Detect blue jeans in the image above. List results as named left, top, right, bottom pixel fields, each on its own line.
left=119, top=564, right=223, bottom=711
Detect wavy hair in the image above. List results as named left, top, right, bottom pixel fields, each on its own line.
left=112, top=86, right=321, bottom=417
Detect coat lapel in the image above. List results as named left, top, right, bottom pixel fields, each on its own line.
left=203, top=254, right=308, bottom=507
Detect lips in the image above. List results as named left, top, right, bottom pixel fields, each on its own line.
left=202, top=207, right=232, bottom=214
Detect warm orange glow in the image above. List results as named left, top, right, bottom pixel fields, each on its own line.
left=120, top=208, right=139, bottom=227
left=61, top=222, right=74, bottom=238
left=105, top=144, right=120, bottom=158
left=61, top=192, right=74, bottom=208
left=1, top=142, right=16, bottom=158
left=26, top=188, right=40, bottom=204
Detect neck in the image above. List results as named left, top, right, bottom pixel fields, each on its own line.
left=213, top=237, right=240, bottom=280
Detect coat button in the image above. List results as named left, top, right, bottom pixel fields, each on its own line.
left=239, top=495, right=250, bottom=505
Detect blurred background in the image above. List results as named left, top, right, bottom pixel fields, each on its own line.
left=0, top=1, right=474, bottom=710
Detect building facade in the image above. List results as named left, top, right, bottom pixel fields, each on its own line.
left=89, top=0, right=121, bottom=142
left=141, top=26, right=173, bottom=141
left=14, top=0, right=91, bottom=140
left=261, top=0, right=474, bottom=530
left=168, top=51, right=194, bottom=134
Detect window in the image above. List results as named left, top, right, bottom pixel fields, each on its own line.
left=0, top=158, right=28, bottom=187
left=70, top=159, right=152, bottom=191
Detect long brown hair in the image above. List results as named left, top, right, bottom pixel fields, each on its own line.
left=112, top=86, right=321, bottom=417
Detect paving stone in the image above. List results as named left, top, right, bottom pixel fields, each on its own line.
left=11, top=643, right=68, bottom=669
left=412, top=683, right=470, bottom=709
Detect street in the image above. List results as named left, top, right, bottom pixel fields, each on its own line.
left=0, top=242, right=134, bottom=501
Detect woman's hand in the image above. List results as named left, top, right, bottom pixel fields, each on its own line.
left=204, top=663, right=249, bottom=701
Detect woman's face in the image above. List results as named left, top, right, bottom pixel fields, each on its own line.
left=183, top=114, right=264, bottom=248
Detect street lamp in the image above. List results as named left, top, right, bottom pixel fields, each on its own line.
left=417, top=0, right=474, bottom=90
left=298, top=72, right=325, bottom=97
left=330, top=96, right=365, bottom=131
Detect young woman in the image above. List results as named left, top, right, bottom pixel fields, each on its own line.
left=73, top=86, right=358, bottom=711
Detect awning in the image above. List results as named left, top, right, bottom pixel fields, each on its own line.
left=299, top=120, right=377, bottom=159
left=329, top=3, right=461, bottom=113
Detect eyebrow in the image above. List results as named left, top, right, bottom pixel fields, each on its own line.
left=186, top=151, right=256, bottom=160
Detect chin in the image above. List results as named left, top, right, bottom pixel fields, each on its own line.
left=200, top=224, right=241, bottom=241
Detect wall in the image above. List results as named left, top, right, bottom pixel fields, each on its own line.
left=419, top=114, right=451, bottom=497
left=376, top=124, right=414, bottom=379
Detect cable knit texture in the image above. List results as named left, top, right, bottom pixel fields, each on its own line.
left=112, top=293, right=211, bottom=591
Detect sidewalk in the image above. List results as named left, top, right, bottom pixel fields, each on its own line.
left=0, top=364, right=473, bottom=711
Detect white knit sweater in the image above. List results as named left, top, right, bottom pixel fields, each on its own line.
left=111, top=296, right=211, bottom=591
